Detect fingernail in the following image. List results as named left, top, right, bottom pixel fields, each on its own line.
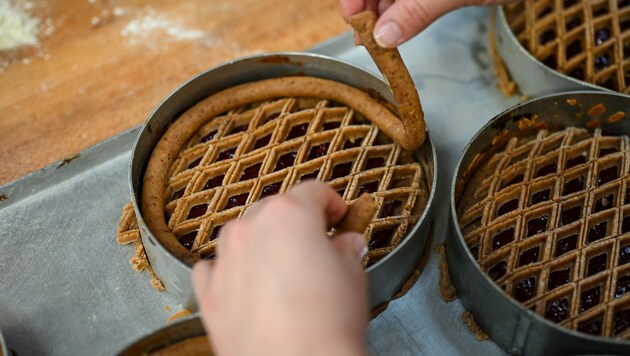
left=374, top=21, right=402, bottom=48
left=350, top=232, right=368, bottom=259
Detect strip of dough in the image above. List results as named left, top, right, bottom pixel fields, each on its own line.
left=350, top=10, right=426, bottom=150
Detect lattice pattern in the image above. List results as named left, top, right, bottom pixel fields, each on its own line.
left=161, top=97, right=427, bottom=266
left=458, top=127, right=630, bottom=339
left=503, top=0, right=630, bottom=93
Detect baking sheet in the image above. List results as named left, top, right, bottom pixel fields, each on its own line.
left=0, top=7, right=519, bottom=355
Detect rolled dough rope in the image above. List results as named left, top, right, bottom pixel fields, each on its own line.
left=143, top=76, right=417, bottom=265
left=335, top=193, right=378, bottom=235
left=349, top=10, right=427, bottom=151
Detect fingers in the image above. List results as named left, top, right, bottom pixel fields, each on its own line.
left=332, top=231, right=368, bottom=263
left=374, top=0, right=460, bottom=48
left=192, top=260, right=214, bottom=302
left=340, top=0, right=365, bottom=22
left=285, top=181, right=348, bottom=228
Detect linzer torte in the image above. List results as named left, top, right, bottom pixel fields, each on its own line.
left=458, top=127, right=630, bottom=339
left=503, top=0, right=630, bottom=93
left=141, top=91, right=427, bottom=267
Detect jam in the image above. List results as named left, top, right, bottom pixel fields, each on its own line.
left=229, top=124, right=249, bottom=135
left=203, top=175, right=225, bottom=191
left=331, top=162, right=352, bottom=179
left=365, top=157, right=385, bottom=170
left=369, top=228, right=394, bottom=250
left=200, top=131, right=216, bottom=143
left=514, top=277, right=537, bottom=302
left=240, top=163, right=262, bottom=181
left=172, top=188, right=185, bottom=200
left=561, top=206, right=582, bottom=225
left=555, top=235, right=578, bottom=257
left=587, top=221, right=607, bottom=243
left=580, top=286, right=601, bottom=312
left=566, top=155, right=586, bottom=168
left=578, top=318, right=602, bottom=336
left=594, top=28, right=611, bottom=45
left=536, top=163, right=557, bottom=177
left=498, top=199, right=519, bottom=216
left=505, top=174, right=524, bottom=187
left=343, top=138, right=362, bottom=149
left=322, top=121, right=341, bottom=131
left=188, top=157, right=202, bottom=169
left=563, top=177, right=584, bottom=195
left=594, top=53, right=611, bottom=72
left=599, top=147, right=617, bottom=157
left=548, top=268, right=571, bottom=290
left=225, top=193, right=249, bottom=209
left=380, top=200, right=403, bottom=218
left=307, top=143, right=329, bottom=160
left=301, top=170, right=320, bottom=181
left=626, top=189, right=630, bottom=204
left=566, top=41, right=582, bottom=59
left=187, top=204, right=208, bottom=219
left=542, top=55, right=557, bottom=69
left=616, top=275, right=630, bottom=298
left=530, top=189, right=550, bottom=205
left=569, top=67, right=585, bottom=80
left=587, top=253, right=607, bottom=276
left=492, top=227, right=515, bottom=250
left=614, top=310, right=630, bottom=335
left=359, top=181, right=379, bottom=194
left=275, top=152, right=297, bottom=171
left=254, top=135, right=271, bottom=149
left=261, top=112, right=281, bottom=124
left=488, top=261, right=507, bottom=281
left=217, top=147, right=237, bottom=161
left=527, top=215, right=548, bottom=237
left=261, top=182, right=281, bottom=198
left=620, top=244, right=630, bottom=265
left=209, top=225, right=223, bottom=240
left=565, top=17, right=581, bottom=31
left=337, top=187, right=346, bottom=197
left=469, top=246, right=479, bottom=259
left=545, top=298, right=569, bottom=322
left=539, top=29, right=556, bottom=45
left=594, top=194, right=614, bottom=212
left=563, top=0, right=578, bottom=8
left=518, top=246, right=540, bottom=267
left=625, top=217, right=630, bottom=234
left=178, top=231, right=197, bottom=250
left=287, top=123, right=309, bottom=140
left=598, top=166, right=618, bottom=186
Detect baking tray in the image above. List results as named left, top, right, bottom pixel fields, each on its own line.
left=0, top=7, right=517, bottom=355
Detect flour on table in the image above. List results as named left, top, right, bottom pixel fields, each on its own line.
left=0, top=0, right=39, bottom=51
left=120, top=8, right=209, bottom=51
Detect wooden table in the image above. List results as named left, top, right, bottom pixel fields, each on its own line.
left=0, top=0, right=347, bottom=185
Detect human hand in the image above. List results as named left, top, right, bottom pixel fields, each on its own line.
left=340, top=0, right=517, bottom=48
left=192, top=181, right=369, bottom=356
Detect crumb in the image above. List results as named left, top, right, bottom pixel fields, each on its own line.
left=165, top=305, right=171, bottom=312
left=566, top=98, right=577, bottom=106
left=0, top=194, right=7, bottom=202
left=489, top=8, right=519, bottom=97
left=586, top=120, right=602, bottom=129
left=606, top=111, right=625, bottom=124
left=436, top=244, right=457, bottom=302
left=462, top=311, right=490, bottom=341
left=117, top=203, right=165, bottom=292
left=168, top=309, right=192, bottom=322
left=587, top=103, right=606, bottom=117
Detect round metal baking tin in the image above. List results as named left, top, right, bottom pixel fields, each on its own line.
left=117, top=315, right=206, bottom=355
left=493, top=7, right=616, bottom=97
left=448, top=91, right=630, bottom=355
left=0, top=329, right=8, bottom=356
left=129, top=52, right=437, bottom=311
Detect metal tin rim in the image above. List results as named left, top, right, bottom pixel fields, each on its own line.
left=116, top=315, right=205, bottom=355
left=449, top=90, right=630, bottom=348
left=0, top=329, right=8, bottom=356
left=495, top=6, right=622, bottom=95
left=128, top=51, right=438, bottom=307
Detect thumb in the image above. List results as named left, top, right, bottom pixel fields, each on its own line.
left=332, top=231, right=368, bottom=263
left=373, top=0, right=461, bottom=48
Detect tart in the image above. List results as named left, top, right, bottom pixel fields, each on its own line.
left=458, top=127, right=630, bottom=339
left=142, top=92, right=427, bottom=266
left=503, top=0, right=630, bottom=93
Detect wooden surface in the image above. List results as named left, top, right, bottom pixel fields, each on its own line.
left=0, top=0, right=348, bottom=185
